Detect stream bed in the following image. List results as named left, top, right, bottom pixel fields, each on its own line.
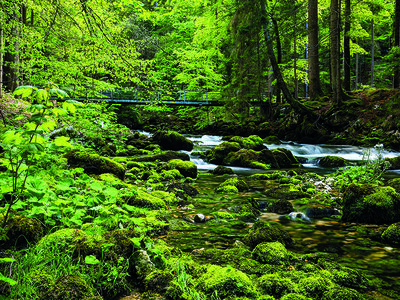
left=164, top=134, right=400, bottom=294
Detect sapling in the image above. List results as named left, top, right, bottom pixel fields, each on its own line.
left=0, top=83, right=81, bottom=228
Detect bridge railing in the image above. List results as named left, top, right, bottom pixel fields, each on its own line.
left=54, top=85, right=223, bottom=104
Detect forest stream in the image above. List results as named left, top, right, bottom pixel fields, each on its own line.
left=163, top=134, right=400, bottom=295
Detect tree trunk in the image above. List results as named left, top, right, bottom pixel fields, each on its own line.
left=0, top=20, right=3, bottom=98
left=272, top=17, right=282, bottom=103
left=343, top=0, right=351, bottom=91
left=330, top=0, right=342, bottom=105
left=355, top=39, right=359, bottom=89
left=394, top=0, right=400, bottom=88
left=371, top=19, right=374, bottom=87
left=260, top=0, right=317, bottom=120
left=308, top=0, right=322, bottom=98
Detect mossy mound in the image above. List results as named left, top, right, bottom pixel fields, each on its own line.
left=197, top=265, right=258, bottom=299
left=144, top=269, right=174, bottom=294
left=381, top=222, right=400, bottom=245
left=258, top=274, right=297, bottom=298
left=41, top=275, right=94, bottom=300
left=217, top=177, right=249, bottom=192
left=228, top=135, right=265, bottom=150
left=341, top=183, right=400, bottom=224
left=167, top=159, right=197, bottom=179
left=211, top=165, right=234, bottom=175
left=132, top=150, right=190, bottom=162
left=252, top=241, right=289, bottom=265
left=64, top=149, right=125, bottom=180
left=0, top=213, right=44, bottom=249
left=265, top=199, right=294, bottom=214
left=243, top=221, right=294, bottom=249
left=321, top=287, right=365, bottom=300
left=266, top=184, right=310, bottom=200
left=152, top=130, right=194, bottom=151
left=121, top=188, right=170, bottom=209
left=206, top=142, right=241, bottom=164
left=263, top=136, right=281, bottom=144
left=318, top=156, right=348, bottom=168
left=271, top=148, right=300, bottom=168
left=215, top=185, right=239, bottom=194
left=386, top=177, right=400, bottom=193
left=166, top=182, right=199, bottom=201
left=298, top=276, right=333, bottom=298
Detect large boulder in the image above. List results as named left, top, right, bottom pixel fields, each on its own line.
left=167, top=159, right=198, bottom=178
left=206, top=142, right=241, bottom=164
left=151, top=131, right=193, bottom=151
left=64, top=149, right=125, bottom=180
left=341, top=183, right=400, bottom=224
left=228, top=135, right=266, bottom=151
left=243, top=221, right=294, bottom=249
left=318, top=155, right=348, bottom=168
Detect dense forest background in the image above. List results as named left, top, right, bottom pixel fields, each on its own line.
left=1, top=0, right=400, bottom=115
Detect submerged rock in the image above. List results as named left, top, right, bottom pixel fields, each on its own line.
left=341, top=183, right=400, bottom=224
left=265, top=199, right=294, bottom=214
left=305, top=205, right=341, bottom=219
left=210, top=165, right=234, bottom=175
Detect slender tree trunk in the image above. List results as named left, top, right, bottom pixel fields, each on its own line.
left=272, top=17, right=282, bottom=103
left=343, top=0, right=351, bottom=91
left=260, top=0, right=317, bottom=120
left=330, top=0, right=342, bottom=105
left=294, top=12, right=298, bottom=100
left=0, top=21, right=3, bottom=98
left=371, top=20, right=374, bottom=87
left=308, top=0, right=322, bottom=98
left=394, top=0, right=400, bottom=88
left=355, top=39, right=359, bottom=89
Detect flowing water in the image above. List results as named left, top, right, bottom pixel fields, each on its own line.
left=162, top=134, right=400, bottom=293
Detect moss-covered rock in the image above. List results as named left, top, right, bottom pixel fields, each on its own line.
left=211, top=165, right=234, bottom=175
left=280, top=293, right=310, bottom=300
left=381, top=222, right=400, bottom=245
left=121, top=187, right=168, bottom=209
left=152, top=131, right=194, bottom=151
left=218, top=177, right=249, bottom=192
left=257, top=274, right=297, bottom=298
left=271, top=148, right=300, bottom=168
left=215, top=184, right=239, bottom=194
left=0, top=213, right=44, bottom=249
left=386, top=156, right=400, bottom=170
left=318, top=156, right=348, bottom=168
left=298, top=276, right=333, bottom=298
left=263, top=136, right=281, bottom=144
left=229, top=135, right=265, bottom=151
left=167, top=159, right=197, bottom=179
left=132, top=150, right=190, bottom=162
left=321, top=287, right=365, bottom=300
left=41, top=275, right=94, bottom=300
left=331, top=267, right=368, bottom=289
left=266, top=184, right=310, bottom=200
left=252, top=241, right=289, bottom=265
left=341, top=183, right=400, bottom=224
left=197, top=265, right=258, bottom=299
left=386, top=177, right=400, bottom=193
left=266, top=199, right=294, bottom=214
left=64, top=149, right=125, bottom=180
left=206, top=142, right=241, bottom=164
left=243, top=221, right=294, bottom=249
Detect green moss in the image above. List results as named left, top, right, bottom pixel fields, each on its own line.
left=215, top=185, right=239, bottom=194
left=132, top=150, right=190, bottom=163
left=207, top=142, right=241, bottom=164
left=321, top=287, right=365, bottom=300
left=331, top=267, right=368, bottom=289
left=252, top=241, right=289, bottom=265
left=271, top=148, right=299, bottom=168
left=258, top=274, right=297, bottom=298
left=168, top=159, right=198, bottom=179
left=41, top=275, right=94, bottom=300
left=382, top=222, right=400, bottom=244
left=319, top=156, right=348, bottom=168
left=160, top=169, right=184, bottom=181
left=98, top=173, right=128, bottom=189
left=197, top=265, right=258, bottom=299
left=263, top=136, right=281, bottom=144
left=298, top=276, right=333, bottom=298
left=342, top=184, right=400, bottom=224
left=211, top=165, right=234, bottom=175
left=243, top=221, right=294, bottom=249
left=152, top=130, right=194, bottom=151
left=280, top=293, right=310, bottom=300
left=64, top=149, right=125, bottom=179
left=229, top=135, right=265, bottom=150
left=212, top=211, right=235, bottom=220
left=218, top=177, right=249, bottom=192
left=266, top=184, right=310, bottom=200
left=145, top=270, right=174, bottom=293
left=121, top=187, right=167, bottom=209
left=0, top=213, right=45, bottom=249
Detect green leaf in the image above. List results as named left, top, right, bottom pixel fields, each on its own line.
left=33, top=89, right=50, bottom=104
left=85, top=255, right=100, bottom=265
left=49, top=88, right=69, bottom=99
left=130, top=236, right=143, bottom=249
left=62, top=102, right=77, bottom=113
left=13, top=86, right=37, bottom=98
left=0, top=272, right=17, bottom=286
left=0, top=258, right=16, bottom=263
left=54, top=136, right=73, bottom=147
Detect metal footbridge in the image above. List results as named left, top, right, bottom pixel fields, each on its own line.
left=59, top=86, right=224, bottom=106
